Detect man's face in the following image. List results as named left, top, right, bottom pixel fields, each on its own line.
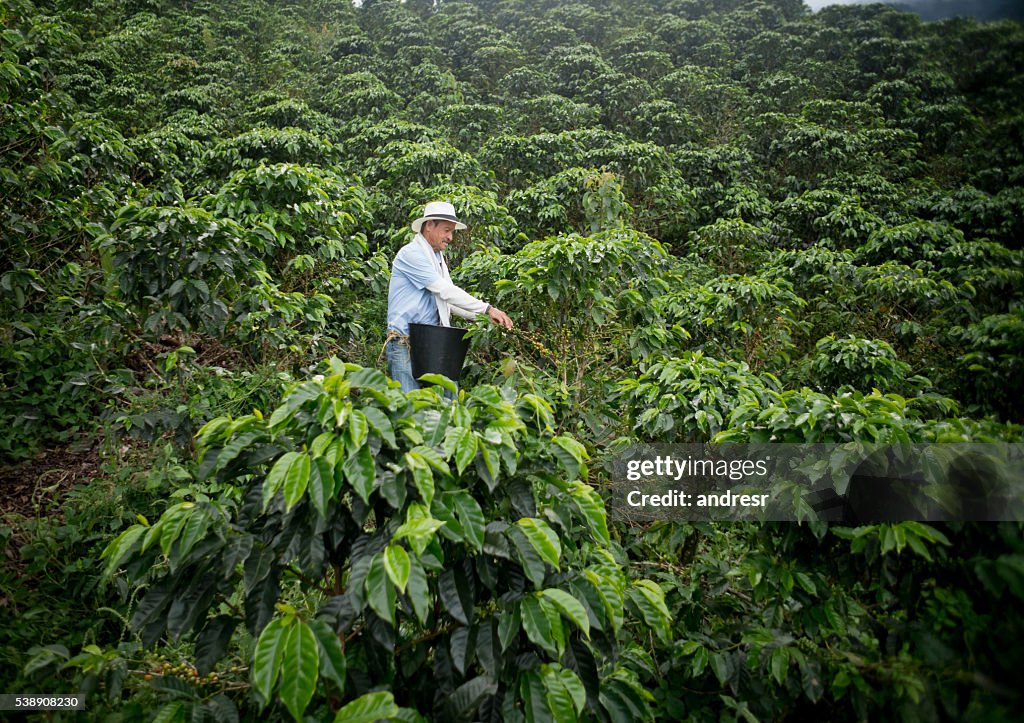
left=422, top=219, right=457, bottom=251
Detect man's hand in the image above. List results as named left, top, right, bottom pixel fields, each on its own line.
left=487, top=305, right=513, bottom=329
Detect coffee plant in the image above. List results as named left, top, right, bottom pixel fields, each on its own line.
left=102, top=361, right=669, bottom=721
left=4, top=0, right=1024, bottom=719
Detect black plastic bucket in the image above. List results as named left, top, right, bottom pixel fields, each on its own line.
left=408, top=323, right=470, bottom=385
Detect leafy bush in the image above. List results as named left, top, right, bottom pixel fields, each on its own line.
left=320, top=72, right=403, bottom=123
left=802, top=334, right=914, bottom=393
left=204, top=128, right=338, bottom=179
left=654, top=273, right=808, bottom=372
left=459, top=228, right=673, bottom=380
left=950, top=308, right=1024, bottom=421
left=363, top=139, right=487, bottom=190
left=506, top=168, right=633, bottom=240
left=5, top=0, right=1024, bottom=719
left=382, top=183, right=523, bottom=254
left=245, top=98, right=337, bottom=137
left=206, top=163, right=369, bottom=267
left=687, top=218, right=771, bottom=275
left=96, top=204, right=256, bottom=337
left=620, top=352, right=780, bottom=442
left=102, top=362, right=670, bottom=721
left=513, top=94, right=601, bottom=135
left=0, top=263, right=134, bottom=460
left=856, top=219, right=964, bottom=267
left=480, top=129, right=622, bottom=187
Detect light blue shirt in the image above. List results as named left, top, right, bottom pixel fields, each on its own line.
left=387, top=239, right=443, bottom=335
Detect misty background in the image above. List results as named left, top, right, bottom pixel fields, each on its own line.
left=806, top=0, right=1024, bottom=21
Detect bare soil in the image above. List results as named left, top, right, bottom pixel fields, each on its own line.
left=0, top=442, right=102, bottom=520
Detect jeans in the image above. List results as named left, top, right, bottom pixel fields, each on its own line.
left=385, top=337, right=456, bottom=400
left=385, top=337, right=418, bottom=394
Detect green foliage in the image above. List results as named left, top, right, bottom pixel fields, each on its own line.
left=103, top=361, right=665, bottom=720
left=204, top=128, right=338, bottom=179
left=97, top=204, right=253, bottom=337
left=621, top=352, right=779, bottom=443
left=950, top=308, right=1024, bottom=421
left=480, top=128, right=623, bottom=187
left=655, top=272, right=808, bottom=372
left=687, top=218, right=771, bottom=274
left=321, top=72, right=402, bottom=122
left=458, top=228, right=673, bottom=422
left=207, top=162, right=368, bottom=262
left=376, top=182, right=521, bottom=253
left=246, top=98, right=337, bottom=137
left=5, top=0, right=1024, bottom=718
left=436, top=102, right=509, bottom=149
left=918, top=184, right=1024, bottom=250
left=626, top=519, right=1024, bottom=722
left=0, top=262, right=135, bottom=459
left=506, top=168, right=633, bottom=240
left=514, top=94, right=601, bottom=135
left=803, top=335, right=914, bottom=393
left=2, top=437, right=199, bottom=698
left=856, top=219, right=965, bottom=267
left=363, top=138, right=486, bottom=190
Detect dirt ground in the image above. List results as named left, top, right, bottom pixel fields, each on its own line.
left=0, top=442, right=102, bottom=520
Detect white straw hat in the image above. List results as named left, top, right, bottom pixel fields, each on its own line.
left=411, top=201, right=467, bottom=233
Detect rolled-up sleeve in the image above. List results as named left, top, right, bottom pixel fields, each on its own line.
left=426, top=277, right=489, bottom=316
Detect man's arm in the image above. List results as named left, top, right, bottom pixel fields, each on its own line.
left=426, top=277, right=488, bottom=314
left=427, top=278, right=513, bottom=328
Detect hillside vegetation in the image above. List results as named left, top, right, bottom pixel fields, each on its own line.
left=2, top=0, right=1023, bottom=720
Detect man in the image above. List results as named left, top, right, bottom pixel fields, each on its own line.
left=385, top=201, right=513, bottom=393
